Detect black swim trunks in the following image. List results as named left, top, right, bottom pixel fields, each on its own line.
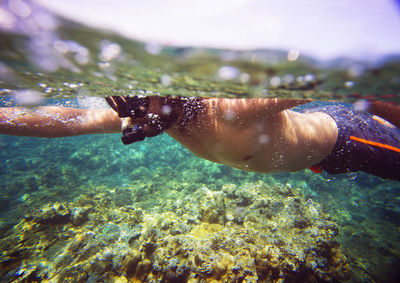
left=302, top=105, right=400, bottom=181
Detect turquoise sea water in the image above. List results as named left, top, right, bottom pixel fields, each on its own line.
left=1, top=1, right=400, bottom=282
left=1, top=99, right=399, bottom=282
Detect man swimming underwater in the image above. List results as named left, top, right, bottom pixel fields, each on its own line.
left=0, top=96, right=399, bottom=180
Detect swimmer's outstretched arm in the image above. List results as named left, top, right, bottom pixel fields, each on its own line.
left=0, top=106, right=121, bottom=137
left=0, top=97, right=302, bottom=139
left=0, top=96, right=338, bottom=172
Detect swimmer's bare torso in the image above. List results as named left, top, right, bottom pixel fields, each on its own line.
left=0, top=96, right=338, bottom=173
left=106, top=96, right=338, bottom=172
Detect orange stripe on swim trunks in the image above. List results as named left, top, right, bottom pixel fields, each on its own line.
left=350, top=136, right=400, bottom=153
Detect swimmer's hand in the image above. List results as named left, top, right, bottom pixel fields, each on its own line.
left=105, top=96, right=186, bottom=144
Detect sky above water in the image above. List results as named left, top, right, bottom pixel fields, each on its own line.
left=28, top=0, right=400, bottom=61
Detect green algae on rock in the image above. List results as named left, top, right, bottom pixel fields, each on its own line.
left=0, top=181, right=350, bottom=282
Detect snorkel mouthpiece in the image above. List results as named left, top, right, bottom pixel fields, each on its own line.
left=121, top=124, right=145, bottom=144
left=121, top=118, right=145, bottom=144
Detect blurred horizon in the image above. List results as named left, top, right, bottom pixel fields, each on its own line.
left=33, top=0, right=400, bottom=62
left=1, top=0, right=400, bottom=102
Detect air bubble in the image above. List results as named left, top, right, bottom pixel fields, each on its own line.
left=145, top=42, right=162, bottom=55
left=344, top=81, right=354, bottom=88
left=12, top=89, right=43, bottom=107
left=99, top=40, right=121, bottom=61
left=160, top=74, right=172, bottom=87
left=223, top=109, right=236, bottom=121
left=304, top=74, right=315, bottom=82
left=239, top=73, right=250, bottom=83
left=353, top=100, right=370, bottom=112
left=217, top=66, right=240, bottom=80
left=8, top=0, right=31, bottom=18
left=283, top=74, right=295, bottom=85
left=161, top=105, right=172, bottom=115
left=259, top=134, right=270, bottom=144
left=77, top=96, right=109, bottom=109
left=270, top=76, right=281, bottom=87
left=53, top=40, right=69, bottom=54
left=0, top=7, right=16, bottom=29
left=287, top=49, right=300, bottom=61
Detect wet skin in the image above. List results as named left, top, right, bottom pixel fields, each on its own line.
left=0, top=97, right=338, bottom=173
left=163, top=98, right=338, bottom=172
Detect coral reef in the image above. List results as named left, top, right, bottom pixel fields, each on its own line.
left=0, top=181, right=350, bottom=282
